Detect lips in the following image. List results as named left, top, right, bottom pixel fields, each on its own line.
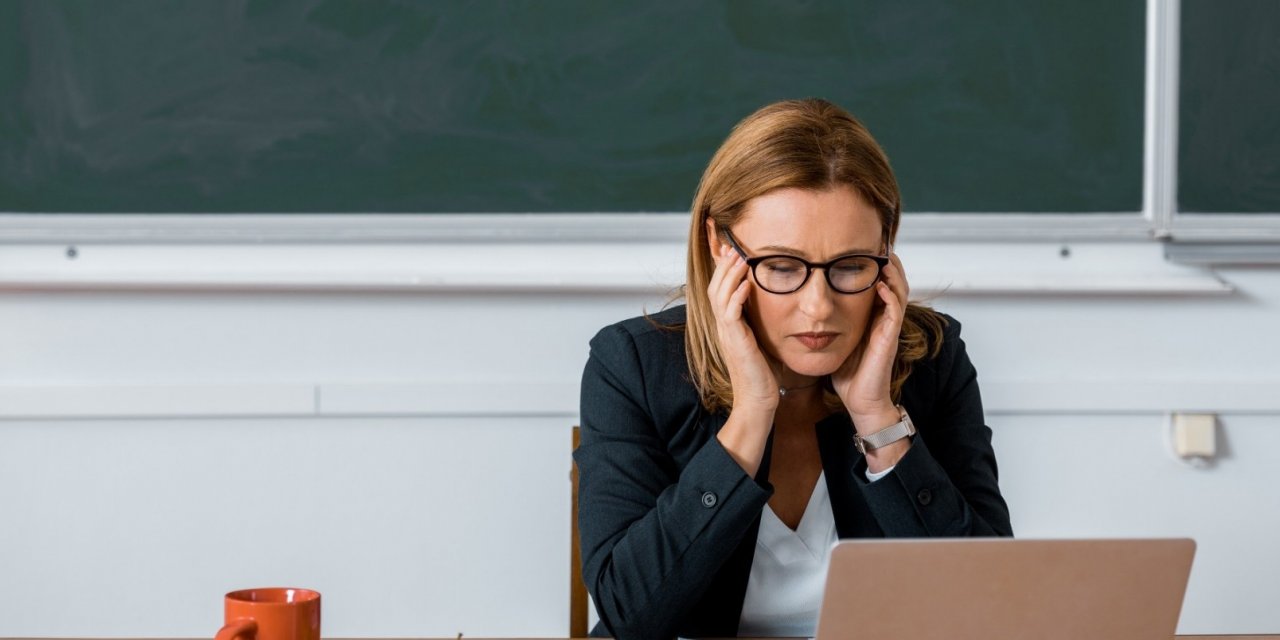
left=794, top=332, right=838, bottom=350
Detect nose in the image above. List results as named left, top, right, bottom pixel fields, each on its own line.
left=796, top=267, right=836, bottom=318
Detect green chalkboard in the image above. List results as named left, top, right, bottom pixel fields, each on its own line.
left=1179, top=0, right=1280, bottom=213
left=0, top=0, right=1145, bottom=214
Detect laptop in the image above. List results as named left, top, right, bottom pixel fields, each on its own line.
left=814, top=538, right=1196, bottom=640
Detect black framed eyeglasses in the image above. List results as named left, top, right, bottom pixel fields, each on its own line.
left=722, top=228, right=889, bottom=295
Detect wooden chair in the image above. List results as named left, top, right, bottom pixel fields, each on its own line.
left=571, top=425, right=588, bottom=637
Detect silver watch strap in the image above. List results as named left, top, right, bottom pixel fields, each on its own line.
left=854, top=408, right=916, bottom=455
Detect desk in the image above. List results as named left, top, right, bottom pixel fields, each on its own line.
left=14, top=636, right=1275, bottom=639
left=5, top=636, right=1277, bottom=639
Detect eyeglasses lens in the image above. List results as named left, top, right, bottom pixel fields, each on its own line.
left=754, top=256, right=880, bottom=294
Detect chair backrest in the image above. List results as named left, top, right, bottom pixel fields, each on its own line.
left=570, top=425, right=588, bottom=637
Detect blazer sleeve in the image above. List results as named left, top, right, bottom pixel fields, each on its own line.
left=850, top=318, right=1014, bottom=537
left=574, top=323, right=770, bottom=640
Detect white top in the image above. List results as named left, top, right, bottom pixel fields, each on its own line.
left=737, top=471, right=834, bottom=637
left=737, top=465, right=895, bottom=637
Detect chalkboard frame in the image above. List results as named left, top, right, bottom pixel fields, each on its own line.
left=1168, top=0, right=1280, bottom=244
left=0, top=0, right=1278, bottom=247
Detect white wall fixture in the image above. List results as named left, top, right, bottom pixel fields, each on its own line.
left=1170, top=412, right=1219, bottom=467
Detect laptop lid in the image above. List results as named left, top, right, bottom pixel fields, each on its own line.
left=815, top=538, right=1196, bottom=640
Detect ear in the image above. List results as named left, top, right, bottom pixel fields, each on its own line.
left=706, top=218, right=730, bottom=261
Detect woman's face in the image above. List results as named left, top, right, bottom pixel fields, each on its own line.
left=708, top=185, right=885, bottom=385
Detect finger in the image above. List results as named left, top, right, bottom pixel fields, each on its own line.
left=725, top=278, right=750, bottom=322
left=888, top=252, right=910, bottom=302
left=878, top=280, right=900, bottom=310
left=876, top=281, right=905, bottom=334
left=718, top=256, right=750, bottom=312
left=877, top=260, right=908, bottom=310
left=707, top=252, right=741, bottom=304
left=711, top=250, right=732, bottom=300
left=709, top=255, right=750, bottom=319
left=708, top=246, right=733, bottom=289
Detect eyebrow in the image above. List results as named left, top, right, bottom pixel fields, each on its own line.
left=757, top=244, right=882, bottom=258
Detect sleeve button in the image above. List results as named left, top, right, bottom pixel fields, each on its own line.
left=917, top=489, right=933, bottom=506
left=701, top=491, right=718, bottom=508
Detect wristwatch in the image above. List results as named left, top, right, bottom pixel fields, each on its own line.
left=853, top=406, right=916, bottom=455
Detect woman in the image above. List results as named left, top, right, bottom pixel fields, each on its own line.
left=575, top=98, right=1012, bottom=639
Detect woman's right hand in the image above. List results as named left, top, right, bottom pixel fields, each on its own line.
left=707, top=249, right=780, bottom=414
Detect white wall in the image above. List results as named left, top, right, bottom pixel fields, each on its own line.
left=1, top=239, right=1277, bottom=636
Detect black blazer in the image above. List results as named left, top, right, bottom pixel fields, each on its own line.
left=575, top=305, right=1012, bottom=639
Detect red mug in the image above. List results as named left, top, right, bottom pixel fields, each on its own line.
left=215, top=588, right=321, bottom=640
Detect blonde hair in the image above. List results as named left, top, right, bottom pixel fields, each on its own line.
left=671, top=98, right=947, bottom=414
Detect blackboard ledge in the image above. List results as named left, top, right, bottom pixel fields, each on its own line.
left=0, top=238, right=1233, bottom=296
left=0, top=212, right=1168, bottom=244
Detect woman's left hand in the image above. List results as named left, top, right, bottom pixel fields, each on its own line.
left=830, top=252, right=910, bottom=432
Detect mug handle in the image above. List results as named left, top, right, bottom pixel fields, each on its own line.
left=215, top=618, right=257, bottom=640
